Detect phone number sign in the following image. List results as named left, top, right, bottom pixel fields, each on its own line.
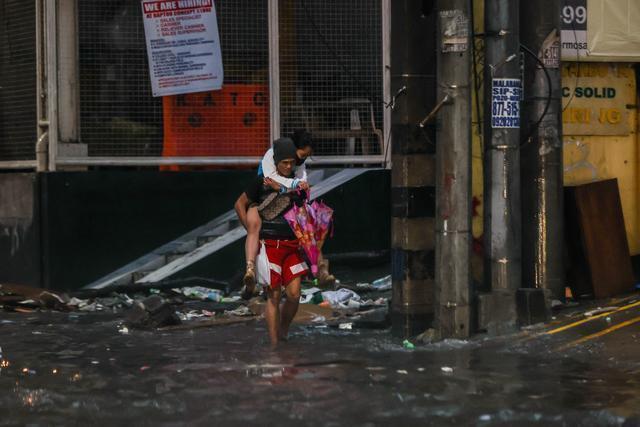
left=491, top=78, right=521, bottom=129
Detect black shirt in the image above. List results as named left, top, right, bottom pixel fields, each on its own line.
left=244, top=176, right=302, bottom=240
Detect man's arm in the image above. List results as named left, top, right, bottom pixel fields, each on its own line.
left=234, top=193, right=250, bottom=229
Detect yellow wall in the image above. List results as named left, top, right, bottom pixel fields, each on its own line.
left=562, top=63, right=639, bottom=255
left=471, top=1, right=484, bottom=244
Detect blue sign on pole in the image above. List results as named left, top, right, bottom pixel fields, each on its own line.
left=491, top=78, right=522, bottom=129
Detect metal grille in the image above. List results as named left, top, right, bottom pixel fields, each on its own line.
left=161, top=0, right=270, bottom=160
left=279, top=0, right=384, bottom=157
left=0, top=0, right=37, bottom=161
left=78, top=0, right=269, bottom=158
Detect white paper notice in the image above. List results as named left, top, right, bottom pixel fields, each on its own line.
left=141, top=0, right=223, bottom=97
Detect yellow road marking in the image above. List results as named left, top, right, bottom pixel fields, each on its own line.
left=556, top=315, right=640, bottom=351
left=545, top=300, right=640, bottom=335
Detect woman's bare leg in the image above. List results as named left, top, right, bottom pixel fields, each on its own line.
left=242, top=207, right=262, bottom=298
left=245, top=207, right=261, bottom=264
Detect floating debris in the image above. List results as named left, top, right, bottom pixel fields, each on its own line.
left=172, top=286, right=223, bottom=302
left=584, top=307, right=618, bottom=317
left=224, top=306, right=253, bottom=317
left=402, top=340, right=415, bottom=350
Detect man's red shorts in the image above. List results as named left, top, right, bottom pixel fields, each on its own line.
left=264, top=239, right=308, bottom=289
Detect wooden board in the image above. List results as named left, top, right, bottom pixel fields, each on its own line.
left=565, top=179, right=634, bottom=298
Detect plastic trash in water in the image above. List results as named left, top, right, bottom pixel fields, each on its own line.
left=321, top=289, right=361, bottom=308
left=441, top=366, right=453, bottom=373
left=311, top=293, right=324, bottom=305
left=402, top=339, right=415, bottom=350
left=371, top=275, right=392, bottom=291
left=300, top=287, right=322, bottom=304
left=356, top=276, right=392, bottom=292
left=339, top=323, right=353, bottom=330
left=225, top=306, right=253, bottom=317
left=301, top=287, right=321, bottom=295
left=584, top=307, right=617, bottom=317
left=174, top=286, right=223, bottom=302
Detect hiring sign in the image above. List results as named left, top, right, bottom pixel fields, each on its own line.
left=141, top=0, right=223, bottom=97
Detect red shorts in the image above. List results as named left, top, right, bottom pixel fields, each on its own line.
left=264, top=239, right=308, bottom=289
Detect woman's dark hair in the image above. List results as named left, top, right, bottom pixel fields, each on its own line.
left=291, top=129, right=314, bottom=150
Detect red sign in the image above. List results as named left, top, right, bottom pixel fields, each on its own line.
left=162, top=84, right=270, bottom=164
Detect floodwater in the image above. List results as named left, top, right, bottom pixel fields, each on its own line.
left=1, top=307, right=639, bottom=426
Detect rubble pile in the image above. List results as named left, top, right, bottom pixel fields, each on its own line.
left=0, top=276, right=393, bottom=331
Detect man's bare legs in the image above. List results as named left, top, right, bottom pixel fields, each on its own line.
left=265, top=285, right=282, bottom=347
left=279, top=277, right=301, bottom=341
left=264, top=277, right=301, bottom=346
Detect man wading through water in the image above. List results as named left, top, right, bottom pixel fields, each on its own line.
left=234, top=138, right=309, bottom=346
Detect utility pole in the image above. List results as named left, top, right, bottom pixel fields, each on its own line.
left=480, top=0, right=521, bottom=333
left=434, top=0, right=472, bottom=338
left=390, top=0, right=437, bottom=338
left=520, top=0, right=564, bottom=305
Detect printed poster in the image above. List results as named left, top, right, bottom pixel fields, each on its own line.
left=491, top=78, right=521, bottom=129
left=141, top=0, right=223, bottom=97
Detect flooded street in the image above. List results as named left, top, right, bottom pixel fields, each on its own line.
left=1, top=303, right=639, bottom=426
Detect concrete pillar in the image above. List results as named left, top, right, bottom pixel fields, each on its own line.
left=434, top=0, right=472, bottom=338
left=520, top=0, right=564, bottom=307
left=390, top=0, right=437, bottom=337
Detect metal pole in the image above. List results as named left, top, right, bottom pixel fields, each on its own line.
left=45, top=0, right=58, bottom=171
left=57, top=0, right=80, bottom=145
left=390, top=0, right=437, bottom=338
left=434, top=1, right=472, bottom=338
left=382, top=0, right=392, bottom=169
left=520, top=0, right=564, bottom=302
left=35, top=0, right=48, bottom=172
left=481, top=0, right=521, bottom=333
left=268, top=0, right=280, bottom=143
